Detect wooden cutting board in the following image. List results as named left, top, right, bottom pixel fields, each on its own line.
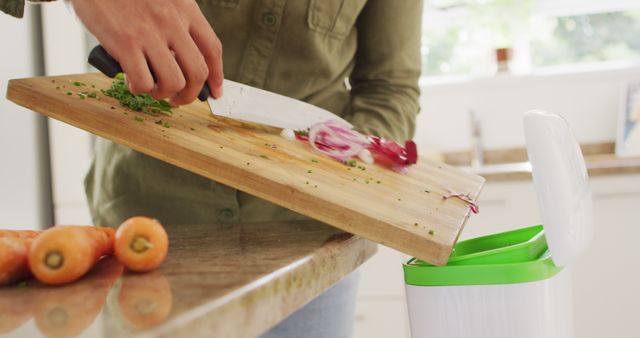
left=6, top=73, right=485, bottom=265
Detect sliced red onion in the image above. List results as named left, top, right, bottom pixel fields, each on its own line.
left=300, top=119, right=418, bottom=173
left=442, top=189, right=479, bottom=214
left=358, top=149, right=374, bottom=164
left=307, top=119, right=367, bottom=161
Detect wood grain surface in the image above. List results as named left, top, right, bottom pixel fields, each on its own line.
left=6, top=73, right=485, bottom=265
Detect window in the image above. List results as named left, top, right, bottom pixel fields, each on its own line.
left=421, top=0, right=640, bottom=78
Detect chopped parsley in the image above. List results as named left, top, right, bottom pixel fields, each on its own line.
left=102, top=73, right=173, bottom=117
left=344, top=159, right=357, bottom=167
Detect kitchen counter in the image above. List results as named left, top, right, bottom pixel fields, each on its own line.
left=0, top=221, right=376, bottom=338
left=442, top=142, right=640, bottom=181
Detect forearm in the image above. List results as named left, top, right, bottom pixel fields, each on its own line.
left=1, top=0, right=55, bottom=18
left=347, top=0, right=423, bottom=142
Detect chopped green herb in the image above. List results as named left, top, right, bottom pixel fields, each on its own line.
left=376, top=181, right=381, bottom=184
left=72, top=81, right=85, bottom=86
left=55, top=86, right=60, bottom=90
left=65, top=91, right=72, bottom=95
left=307, top=169, right=313, bottom=173
left=190, top=127, right=196, bottom=131
left=87, top=91, right=97, bottom=98
left=424, top=190, right=431, bottom=193
left=311, top=159, right=319, bottom=163
left=77, top=93, right=86, bottom=99
left=259, top=154, right=268, bottom=159
left=295, top=128, right=310, bottom=137
left=414, top=222, right=419, bottom=226
left=344, top=159, right=357, bottom=167
left=428, top=230, right=435, bottom=235
left=163, top=122, right=170, bottom=128
left=91, top=85, right=96, bottom=88
left=134, top=116, right=144, bottom=122
left=102, top=73, right=173, bottom=116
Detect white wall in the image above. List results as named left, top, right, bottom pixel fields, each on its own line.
left=416, top=63, right=640, bottom=153
left=41, top=2, right=93, bottom=224
left=0, top=6, right=51, bottom=230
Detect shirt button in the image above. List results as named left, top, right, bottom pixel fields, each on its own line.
left=262, top=12, right=278, bottom=26
left=219, top=208, right=235, bottom=219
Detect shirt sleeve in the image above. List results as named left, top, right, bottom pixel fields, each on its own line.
left=1, top=0, right=25, bottom=18
left=1, top=0, right=56, bottom=18
left=346, top=0, right=423, bottom=142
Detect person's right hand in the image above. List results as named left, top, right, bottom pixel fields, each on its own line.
left=70, top=0, right=223, bottom=105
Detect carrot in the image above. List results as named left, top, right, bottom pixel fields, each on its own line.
left=118, top=271, right=172, bottom=328
left=0, top=230, right=41, bottom=286
left=28, top=225, right=115, bottom=285
left=33, top=257, right=123, bottom=338
left=115, top=217, right=168, bottom=272
left=0, top=229, right=41, bottom=239
left=0, top=286, right=34, bottom=333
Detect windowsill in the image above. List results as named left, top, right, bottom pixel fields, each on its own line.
left=419, top=59, right=640, bottom=88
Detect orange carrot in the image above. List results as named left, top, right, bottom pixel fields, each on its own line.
left=115, top=217, right=168, bottom=272
left=28, top=226, right=115, bottom=285
left=33, top=257, right=123, bottom=338
left=0, top=285, right=35, bottom=333
left=0, top=230, right=41, bottom=286
left=0, top=229, right=41, bottom=239
left=118, top=271, right=172, bottom=328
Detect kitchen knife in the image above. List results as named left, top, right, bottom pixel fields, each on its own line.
left=88, top=45, right=349, bottom=130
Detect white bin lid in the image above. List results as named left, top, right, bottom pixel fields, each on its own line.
left=523, top=111, right=594, bottom=267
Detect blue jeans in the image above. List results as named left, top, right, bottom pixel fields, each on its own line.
left=261, top=272, right=359, bottom=338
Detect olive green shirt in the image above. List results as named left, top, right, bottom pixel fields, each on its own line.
left=4, top=0, right=423, bottom=226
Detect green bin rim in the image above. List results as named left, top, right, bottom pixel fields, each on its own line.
left=403, top=225, right=563, bottom=286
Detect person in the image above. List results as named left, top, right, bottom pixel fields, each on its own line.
left=2, top=0, right=422, bottom=337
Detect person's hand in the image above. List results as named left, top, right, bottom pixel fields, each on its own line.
left=70, top=0, right=223, bottom=105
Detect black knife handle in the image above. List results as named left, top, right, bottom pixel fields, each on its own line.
left=88, top=45, right=211, bottom=101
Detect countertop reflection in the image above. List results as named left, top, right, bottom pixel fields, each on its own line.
left=0, top=221, right=376, bottom=338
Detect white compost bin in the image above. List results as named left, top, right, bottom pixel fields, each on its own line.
left=404, top=111, right=594, bottom=338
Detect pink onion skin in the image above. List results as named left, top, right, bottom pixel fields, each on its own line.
left=298, top=120, right=419, bottom=173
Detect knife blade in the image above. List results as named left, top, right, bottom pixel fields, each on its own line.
left=88, top=45, right=349, bottom=130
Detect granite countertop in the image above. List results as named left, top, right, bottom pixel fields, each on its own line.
left=442, top=142, right=640, bottom=181
left=0, top=221, right=376, bottom=338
